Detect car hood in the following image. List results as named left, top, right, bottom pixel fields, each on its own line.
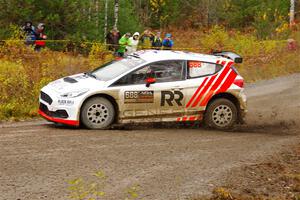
left=48, top=73, right=105, bottom=94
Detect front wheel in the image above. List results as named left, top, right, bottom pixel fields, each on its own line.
left=204, top=98, right=238, bottom=130
left=81, top=97, right=115, bottom=129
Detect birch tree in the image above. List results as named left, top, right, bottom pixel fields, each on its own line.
left=104, top=0, right=108, bottom=42
left=290, top=0, right=295, bottom=26
left=114, top=0, right=119, bottom=29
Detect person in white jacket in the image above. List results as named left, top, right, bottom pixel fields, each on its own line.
left=126, top=32, right=140, bottom=55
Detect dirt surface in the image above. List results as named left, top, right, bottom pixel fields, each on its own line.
left=214, top=142, right=300, bottom=200
left=0, top=74, right=299, bottom=200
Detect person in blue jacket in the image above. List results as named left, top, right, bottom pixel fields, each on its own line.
left=21, top=21, right=36, bottom=45
left=162, top=33, right=174, bottom=50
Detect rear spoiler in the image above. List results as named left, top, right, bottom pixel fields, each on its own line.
left=212, top=51, right=243, bottom=63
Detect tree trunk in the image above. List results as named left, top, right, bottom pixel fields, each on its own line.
left=88, top=0, right=92, bottom=22
left=114, top=0, right=119, bottom=29
left=290, top=0, right=295, bottom=26
left=104, top=0, right=108, bottom=43
left=96, top=0, right=99, bottom=36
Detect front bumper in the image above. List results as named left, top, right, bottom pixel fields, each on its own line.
left=38, top=109, right=79, bottom=126
left=38, top=86, right=82, bottom=126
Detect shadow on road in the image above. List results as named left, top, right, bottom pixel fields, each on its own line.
left=46, top=120, right=299, bottom=136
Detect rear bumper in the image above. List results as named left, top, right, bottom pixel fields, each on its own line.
left=38, top=109, right=79, bottom=126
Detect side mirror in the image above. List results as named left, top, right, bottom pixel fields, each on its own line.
left=145, top=77, right=156, bottom=87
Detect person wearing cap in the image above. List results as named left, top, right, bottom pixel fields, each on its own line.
left=162, top=33, right=174, bottom=50
left=126, top=32, right=140, bottom=55
left=34, top=23, right=47, bottom=51
left=139, top=28, right=155, bottom=49
left=152, top=31, right=162, bottom=50
left=106, top=28, right=121, bottom=52
left=117, top=33, right=131, bottom=57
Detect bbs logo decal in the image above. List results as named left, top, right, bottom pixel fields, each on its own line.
left=124, top=91, right=154, bottom=103
left=161, top=91, right=184, bottom=106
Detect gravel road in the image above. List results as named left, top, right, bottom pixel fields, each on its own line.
left=0, top=74, right=299, bottom=200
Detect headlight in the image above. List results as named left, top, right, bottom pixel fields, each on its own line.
left=61, top=89, right=89, bottom=98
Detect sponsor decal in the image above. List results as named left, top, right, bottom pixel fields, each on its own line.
left=58, top=99, right=74, bottom=105
left=124, top=91, right=154, bottom=103
left=186, top=60, right=237, bottom=108
left=161, top=91, right=184, bottom=106
left=188, top=61, right=202, bottom=68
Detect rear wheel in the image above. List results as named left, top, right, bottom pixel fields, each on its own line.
left=81, top=97, right=115, bottom=129
left=204, top=98, right=237, bottom=130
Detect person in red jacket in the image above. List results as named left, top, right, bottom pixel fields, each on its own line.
left=34, top=23, right=47, bottom=51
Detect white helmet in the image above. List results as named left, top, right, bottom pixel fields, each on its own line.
left=37, top=23, right=45, bottom=30
left=133, top=32, right=140, bottom=36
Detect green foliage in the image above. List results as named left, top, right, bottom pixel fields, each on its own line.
left=218, top=0, right=262, bottom=27
left=0, top=35, right=111, bottom=120
left=0, top=60, right=34, bottom=120
left=67, top=169, right=140, bottom=200
left=68, top=170, right=106, bottom=200
left=216, top=0, right=290, bottom=39
left=148, top=0, right=180, bottom=28
left=252, top=0, right=290, bottom=39
left=89, top=43, right=114, bottom=64
left=200, top=25, right=285, bottom=56
left=199, top=25, right=300, bottom=82
left=125, top=185, right=140, bottom=200
left=0, top=0, right=143, bottom=41
left=118, top=1, right=143, bottom=34
left=0, top=0, right=294, bottom=40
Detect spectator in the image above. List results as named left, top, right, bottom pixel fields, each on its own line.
left=117, top=32, right=131, bottom=57
left=162, top=33, right=174, bottom=50
left=152, top=31, right=162, bottom=50
left=34, top=23, right=47, bottom=51
left=21, top=21, right=36, bottom=45
left=139, top=29, right=154, bottom=49
left=106, top=28, right=121, bottom=53
left=126, top=32, right=140, bottom=55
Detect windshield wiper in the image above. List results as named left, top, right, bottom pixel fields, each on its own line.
left=128, top=54, right=140, bottom=59
left=84, top=72, right=98, bottom=79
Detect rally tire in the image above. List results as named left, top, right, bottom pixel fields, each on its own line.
left=204, top=98, right=238, bottom=130
left=81, top=97, right=115, bottom=129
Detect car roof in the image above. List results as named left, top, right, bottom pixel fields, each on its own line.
left=133, top=50, right=227, bottom=63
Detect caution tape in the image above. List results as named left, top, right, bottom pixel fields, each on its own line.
left=0, top=39, right=288, bottom=53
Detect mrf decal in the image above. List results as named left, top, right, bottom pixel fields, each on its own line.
left=161, top=91, right=183, bottom=106
left=124, top=91, right=154, bottom=103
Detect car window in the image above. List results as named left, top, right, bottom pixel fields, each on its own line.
left=188, top=61, right=222, bottom=78
left=90, top=56, right=145, bottom=81
left=113, top=60, right=185, bottom=86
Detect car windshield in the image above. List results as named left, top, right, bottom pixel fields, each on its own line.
left=91, top=56, right=145, bottom=81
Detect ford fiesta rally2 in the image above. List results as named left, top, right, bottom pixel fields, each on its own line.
left=38, top=50, right=247, bottom=130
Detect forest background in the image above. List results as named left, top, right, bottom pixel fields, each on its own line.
left=0, top=0, right=299, bottom=41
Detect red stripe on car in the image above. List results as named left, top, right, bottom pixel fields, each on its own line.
left=186, top=77, right=209, bottom=108
left=191, top=74, right=217, bottom=107
left=215, top=70, right=238, bottom=95
left=189, top=116, right=196, bottom=121
left=199, top=62, right=234, bottom=106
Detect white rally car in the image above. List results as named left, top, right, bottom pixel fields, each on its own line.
left=39, top=50, right=247, bottom=130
